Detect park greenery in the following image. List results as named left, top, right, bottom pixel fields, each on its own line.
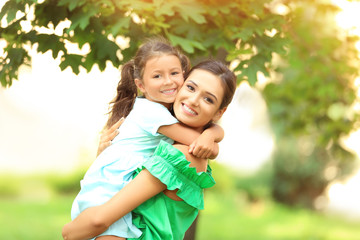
left=1, top=166, right=360, bottom=239
left=262, top=0, right=360, bottom=208
left=0, top=0, right=287, bottom=87
left=1, top=0, right=360, bottom=227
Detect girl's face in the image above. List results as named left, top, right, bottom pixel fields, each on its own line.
left=135, top=54, right=184, bottom=109
left=173, top=69, right=227, bottom=129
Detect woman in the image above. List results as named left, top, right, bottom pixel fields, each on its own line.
left=62, top=60, right=237, bottom=240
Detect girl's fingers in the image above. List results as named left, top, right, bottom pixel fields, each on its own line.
left=112, top=117, right=125, bottom=130
left=109, top=129, right=119, bottom=140
left=188, top=143, right=195, bottom=153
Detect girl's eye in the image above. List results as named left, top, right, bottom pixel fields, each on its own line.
left=153, top=74, right=161, bottom=79
left=204, top=97, right=214, bottom=104
left=171, top=71, right=180, bottom=76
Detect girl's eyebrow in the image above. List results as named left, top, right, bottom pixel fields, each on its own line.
left=188, top=80, right=218, bottom=102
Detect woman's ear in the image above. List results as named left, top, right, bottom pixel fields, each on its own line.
left=135, top=78, right=146, bottom=94
left=212, top=107, right=227, bottom=122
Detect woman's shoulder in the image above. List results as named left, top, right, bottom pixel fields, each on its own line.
left=171, top=144, right=189, bottom=156
left=172, top=144, right=207, bottom=173
left=142, top=141, right=215, bottom=209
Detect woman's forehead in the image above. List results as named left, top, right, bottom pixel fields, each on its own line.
left=186, top=69, right=224, bottom=98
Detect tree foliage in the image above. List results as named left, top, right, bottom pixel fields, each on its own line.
left=0, top=0, right=286, bottom=87
left=1, top=0, right=360, bottom=210
left=262, top=0, right=360, bottom=208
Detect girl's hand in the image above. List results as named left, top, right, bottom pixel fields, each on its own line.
left=188, top=132, right=218, bottom=159
left=97, top=117, right=124, bottom=156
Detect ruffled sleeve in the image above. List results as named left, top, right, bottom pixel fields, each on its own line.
left=139, top=140, right=215, bottom=209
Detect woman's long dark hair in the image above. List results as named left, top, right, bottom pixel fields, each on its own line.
left=105, top=37, right=190, bottom=128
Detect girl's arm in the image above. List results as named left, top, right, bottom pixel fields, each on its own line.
left=97, top=119, right=223, bottom=159
left=158, top=122, right=224, bottom=159
left=62, top=144, right=205, bottom=240
left=62, top=169, right=167, bottom=240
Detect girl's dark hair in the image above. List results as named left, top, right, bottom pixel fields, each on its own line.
left=106, top=37, right=190, bottom=128
left=187, top=60, right=237, bottom=109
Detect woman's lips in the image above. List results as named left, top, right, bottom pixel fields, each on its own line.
left=181, top=103, right=197, bottom=116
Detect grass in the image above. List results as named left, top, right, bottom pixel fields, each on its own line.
left=1, top=174, right=360, bottom=240
left=0, top=195, right=71, bottom=239
left=197, top=191, right=360, bottom=240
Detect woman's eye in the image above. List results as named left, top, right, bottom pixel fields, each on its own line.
left=186, top=85, right=195, bottom=91
left=204, top=97, right=214, bottom=104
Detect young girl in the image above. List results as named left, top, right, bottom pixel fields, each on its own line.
left=62, top=60, right=237, bottom=240
left=67, top=39, right=224, bottom=239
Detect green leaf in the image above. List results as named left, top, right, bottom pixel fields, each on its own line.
left=82, top=51, right=95, bottom=72
left=239, top=65, right=258, bottom=86
left=58, top=0, right=86, bottom=11
left=59, top=54, right=83, bottom=74
left=174, top=1, right=206, bottom=24
left=234, top=28, right=254, bottom=42
left=226, top=48, right=254, bottom=62
left=167, top=33, right=205, bottom=54
left=93, top=34, right=120, bottom=63
left=36, top=34, right=66, bottom=59
left=0, top=0, right=13, bottom=22
left=67, top=8, right=98, bottom=32
left=0, top=47, right=29, bottom=87
left=35, top=1, right=68, bottom=27
left=153, top=0, right=175, bottom=17
left=72, top=28, right=95, bottom=49
left=110, top=17, right=131, bottom=36
left=1, top=0, right=20, bottom=24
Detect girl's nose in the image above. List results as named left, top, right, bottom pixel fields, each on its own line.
left=164, top=74, right=173, bottom=84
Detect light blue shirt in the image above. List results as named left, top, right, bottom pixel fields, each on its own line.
left=71, top=98, right=178, bottom=239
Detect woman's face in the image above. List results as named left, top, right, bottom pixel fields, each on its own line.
left=173, top=69, right=226, bottom=129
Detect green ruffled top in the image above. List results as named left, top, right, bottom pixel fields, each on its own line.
left=129, top=140, right=215, bottom=240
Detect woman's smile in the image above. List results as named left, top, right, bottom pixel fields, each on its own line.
left=174, top=69, right=225, bottom=128
left=181, top=103, right=198, bottom=116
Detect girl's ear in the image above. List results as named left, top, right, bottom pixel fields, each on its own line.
left=135, top=79, right=146, bottom=94
left=212, top=107, right=227, bottom=122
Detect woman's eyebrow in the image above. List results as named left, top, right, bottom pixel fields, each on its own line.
left=188, top=80, right=218, bottom=102
left=206, top=92, right=218, bottom=102
left=188, top=80, right=198, bottom=86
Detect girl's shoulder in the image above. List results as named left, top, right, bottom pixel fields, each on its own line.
left=134, top=98, right=169, bottom=112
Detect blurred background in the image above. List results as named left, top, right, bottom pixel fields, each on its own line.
left=1, top=0, right=360, bottom=239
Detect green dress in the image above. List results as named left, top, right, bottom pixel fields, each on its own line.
left=128, top=140, right=215, bottom=240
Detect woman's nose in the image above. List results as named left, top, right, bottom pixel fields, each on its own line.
left=188, top=93, right=200, bottom=106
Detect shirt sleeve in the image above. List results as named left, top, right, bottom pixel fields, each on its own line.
left=136, top=99, right=178, bottom=136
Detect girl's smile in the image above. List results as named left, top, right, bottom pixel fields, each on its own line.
left=161, top=88, right=177, bottom=95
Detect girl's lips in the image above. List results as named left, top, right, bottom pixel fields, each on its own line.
left=161, top=88, right=176, bottom=95
left=181, top=103, right=197, bottom=116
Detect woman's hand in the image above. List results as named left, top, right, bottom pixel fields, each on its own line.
left=97, top=117, right=124, bottom=156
